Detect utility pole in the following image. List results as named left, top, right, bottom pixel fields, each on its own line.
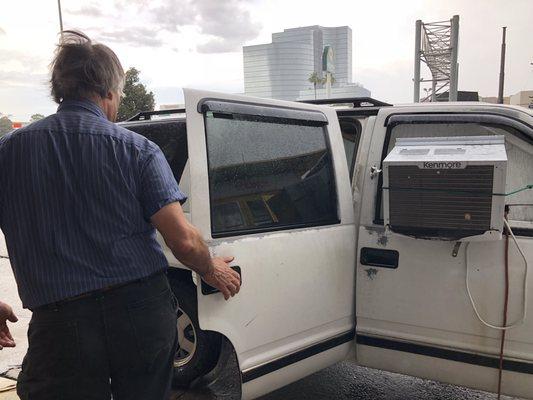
left=497, top=27, right=507, bottom=104
left=413, top=20, right=422, bottom=102
left=449, top=15, right=459, bottom=101
left=57, top=0, right=64, bottom=36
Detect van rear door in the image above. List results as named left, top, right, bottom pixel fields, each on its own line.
left=355, top=105, right=533, bottom=399
left=184, top=89, right=356, bottom=399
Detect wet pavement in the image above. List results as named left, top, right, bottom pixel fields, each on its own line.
left=170, top=358, right=520, bottom=400
left=258, top=362, right=519, bottom=400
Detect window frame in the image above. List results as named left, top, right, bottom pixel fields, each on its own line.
left=203, top=105, right=340, bottom=239
left=373, top=112, right=533, bottom=237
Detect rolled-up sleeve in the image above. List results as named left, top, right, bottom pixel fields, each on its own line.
left=140, top=147, right=187, bottom=220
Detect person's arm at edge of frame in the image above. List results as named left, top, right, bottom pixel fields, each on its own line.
left=151, top=202, right=241, bottom=300
left=0, top=301, right=18, bottom=349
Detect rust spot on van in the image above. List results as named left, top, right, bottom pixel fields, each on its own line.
left=364, top=225, right=385, bottom=235
left=365, top=268, right=378, bottom=280
left=377, top=234, right=388, bottom=247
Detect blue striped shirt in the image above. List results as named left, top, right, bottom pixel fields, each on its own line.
left=0, top=99, right=186, bottom=309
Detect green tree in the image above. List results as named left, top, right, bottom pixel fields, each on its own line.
left=0, top=115, right=13, bottom=136
left=30, top=113, right=45, bottom=122
left=117, top=67, right=155, bottom=122
left=308, top=72, right=322, bottom=100
left=307, top=72, right=336, bottom=99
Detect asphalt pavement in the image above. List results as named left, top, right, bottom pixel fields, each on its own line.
left=258, top=362, right=518, bottom=400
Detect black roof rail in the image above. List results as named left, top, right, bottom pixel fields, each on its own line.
left=127, top=97, right=392, bottom=121
left=299, top=97, right=392, bottom=108
left=127, top=108, right=186, bottom=121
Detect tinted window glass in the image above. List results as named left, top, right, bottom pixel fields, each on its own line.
left=205, top=113, right=338, bottom=236
left=124, top=120, right=188, bottom=182
left=383, top=122, right=533, bottom=224
left=339, top=118, right=361, bottom=179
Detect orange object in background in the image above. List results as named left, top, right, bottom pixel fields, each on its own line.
left=11, top=122, right=22, bottom=129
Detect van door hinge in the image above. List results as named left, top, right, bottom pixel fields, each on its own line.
left=370, top=165, right=382, bottom=180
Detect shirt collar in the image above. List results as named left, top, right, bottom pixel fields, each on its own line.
left=57, top=99, right=107, bottom=120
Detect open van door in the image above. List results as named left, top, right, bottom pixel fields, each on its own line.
left=183, top=89, right=357, bottom=399
left=355, top=105, right=533, bottom=399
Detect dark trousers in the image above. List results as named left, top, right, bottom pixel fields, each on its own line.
left=17, top=272, right=178, bottom=400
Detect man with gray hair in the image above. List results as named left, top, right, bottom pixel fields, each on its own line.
left=0, top=31, right=240, bottom=399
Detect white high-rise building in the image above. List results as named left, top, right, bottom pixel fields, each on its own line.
left=243, top=26, right=370, bottom=101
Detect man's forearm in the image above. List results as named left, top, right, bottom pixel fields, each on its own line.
left=168, top=224, right=214, bottom=277
left=151, top=202, right=240, bottom=300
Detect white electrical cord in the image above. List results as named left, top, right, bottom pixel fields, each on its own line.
left=465, top=219, right=529, bottom=330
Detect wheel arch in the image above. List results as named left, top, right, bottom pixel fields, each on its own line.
left=167, top=267, right=243, bottom=392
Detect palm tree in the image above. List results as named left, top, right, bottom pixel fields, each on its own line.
left=308, top=72, right=322, bottom=100
left=308, top=72, right=336, bottom=99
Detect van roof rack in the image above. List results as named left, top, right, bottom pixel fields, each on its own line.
left=299, top=97, right=392, bottom=108
left=127, top=97, right=392, bottom=121
left=127, top=108, right=186, bottom=121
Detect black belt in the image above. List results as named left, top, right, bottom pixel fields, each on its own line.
left=34, top=270, right=165, bottom=311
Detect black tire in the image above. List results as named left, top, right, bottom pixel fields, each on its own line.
left=169, top=277, right=222, bottom=387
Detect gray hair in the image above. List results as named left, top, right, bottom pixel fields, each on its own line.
left=50, top=31, right=125, bottom=104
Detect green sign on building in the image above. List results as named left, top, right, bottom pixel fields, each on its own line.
left=322, top=45, right=335, bottom=73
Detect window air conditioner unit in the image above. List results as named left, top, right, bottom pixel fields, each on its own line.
left=383, top=135, right=507, bottom=241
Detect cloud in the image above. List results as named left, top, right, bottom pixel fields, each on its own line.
left=66, top=4, right=103, bottom=17
left=113, top=0, right=151, bottom=11
left=149, top=2, right=197, bottom=31
left=197, top=39, right=241, bottom=54
left=0, top=50, right=47, bottom=73
left=84, top=0, right=260, bottom=53
left=97, top=27, right=163, bottom=47
left=0, top=71, right=49, bottom=89
left=0, top=27, right=5, bottom=35
left=194, top=0, right=261, bottom=53
left=150, top=0, right=261, bottom=53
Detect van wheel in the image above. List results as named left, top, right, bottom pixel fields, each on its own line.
left=169, top=278, right=222, bottom=387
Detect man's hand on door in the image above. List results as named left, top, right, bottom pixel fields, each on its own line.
left=202, top=257, right=241, bottom=300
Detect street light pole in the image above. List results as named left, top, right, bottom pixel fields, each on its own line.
left=57, top=0, right=64, bottom=36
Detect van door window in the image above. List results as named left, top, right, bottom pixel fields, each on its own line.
left=205, top=113, right=339, bottom=237
left=379, top=122, right=533, bottom=228
left=339, top=117, right=361, bottom=180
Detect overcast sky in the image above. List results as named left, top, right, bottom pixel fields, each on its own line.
left=1, top=0, right=532, bottom=121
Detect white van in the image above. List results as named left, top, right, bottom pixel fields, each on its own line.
left=120, top=89, right=533, bottom=399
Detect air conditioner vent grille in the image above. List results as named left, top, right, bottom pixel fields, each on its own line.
left=388, top=165, right=494, bottom=237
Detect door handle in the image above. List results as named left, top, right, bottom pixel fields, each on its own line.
left=201, top=266, right=242, bottom=295
left=360, top=248, right=399, bottom=269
